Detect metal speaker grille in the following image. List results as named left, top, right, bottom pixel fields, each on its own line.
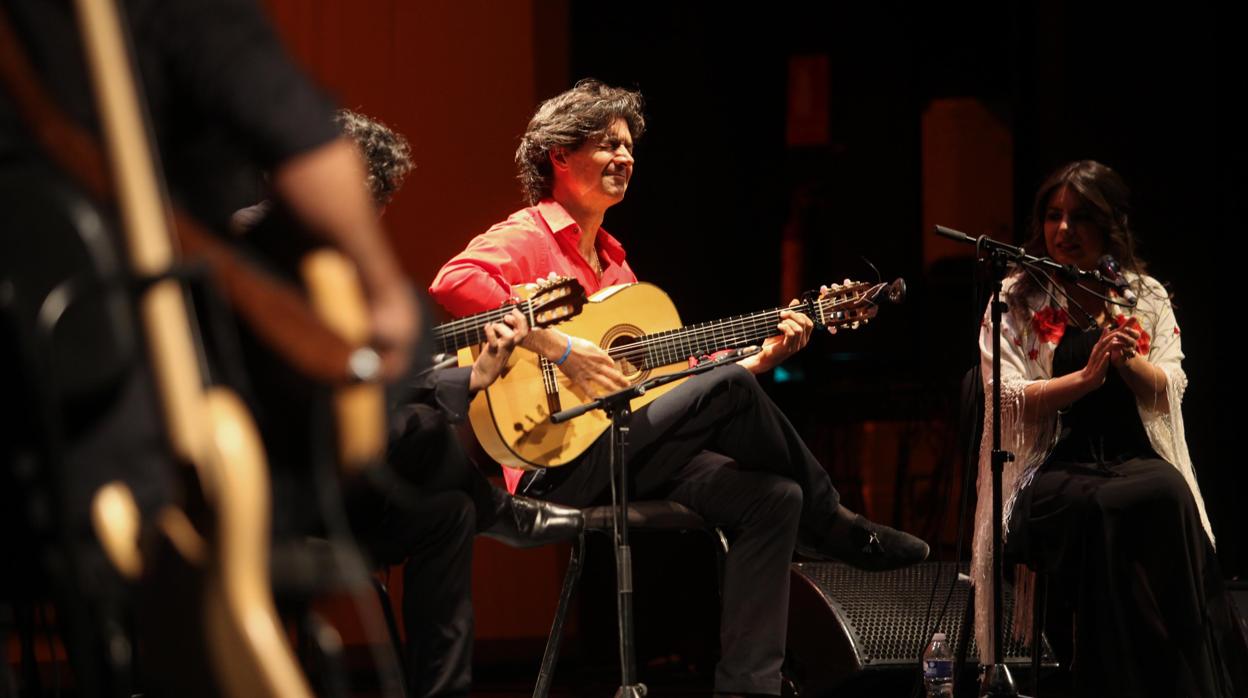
left=792, top=561, right=1053, bottom=668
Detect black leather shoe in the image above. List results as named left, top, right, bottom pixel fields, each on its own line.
left=482, top=495, right=584, bottom=548
left=797, top=510, right=929, bottom=571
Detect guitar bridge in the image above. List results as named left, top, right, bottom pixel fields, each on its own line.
left=540, top=357, right=562, bottom=416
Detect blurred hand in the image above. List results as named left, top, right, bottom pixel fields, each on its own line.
left=370, top=279, right=420, bottom=380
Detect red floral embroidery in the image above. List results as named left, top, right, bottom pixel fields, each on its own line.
left=1173, top=327, right=1180, bottom=336
left=1032, top=306, right=1068, bottom=345
left=1028, top=348, right=1039, bottom=361
left=1113, top=315, right=1151, bottom=355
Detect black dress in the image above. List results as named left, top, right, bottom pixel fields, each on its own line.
left=1007, top=326, right=1245, bottom=697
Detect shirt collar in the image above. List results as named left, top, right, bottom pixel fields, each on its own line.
left=535, top=199, right=628, bottom=266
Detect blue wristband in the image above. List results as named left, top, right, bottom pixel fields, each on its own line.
left=554, top=335, right=573, bottom=366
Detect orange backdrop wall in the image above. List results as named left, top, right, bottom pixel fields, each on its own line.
left=262, top=0, right=572, bottom=647
left=263, top=0, right=567, bottom=312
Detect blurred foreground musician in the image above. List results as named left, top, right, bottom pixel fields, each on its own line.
left=0, top=0, right=414, bottom=693
left=239, top=109, right=583, bottom=696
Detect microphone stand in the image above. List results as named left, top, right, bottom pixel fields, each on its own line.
left=550, top=347, right=761, bottom=698
left=933, top=226, right=1121, bottom=697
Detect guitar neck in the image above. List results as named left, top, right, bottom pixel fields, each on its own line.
left=433, top=301, right=529, bottom=355
left=611, top=300, right=817, bottom=369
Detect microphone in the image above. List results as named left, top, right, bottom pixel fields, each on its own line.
left=1097, top=255, right=1137, bottom=307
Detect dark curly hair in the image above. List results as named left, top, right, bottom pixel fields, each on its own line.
left=515, top=78, right=646, bottom=205
left=333, top=109, right=412, bottom=207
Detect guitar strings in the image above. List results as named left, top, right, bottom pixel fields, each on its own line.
left=432, top=301, right=529, bottom=350
left=605, top=300, right=842, bottom=358
left=434, top=284, right=876, bottom=371
left=605, top=293, right=872, bottom=366
left=433, top=282, right=584, bottom=346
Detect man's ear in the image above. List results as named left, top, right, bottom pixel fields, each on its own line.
left=549, top=147, right=569, bottom=172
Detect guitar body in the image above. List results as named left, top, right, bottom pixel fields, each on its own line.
left=463, top=276, right=904, bottom=470
left=465, top=282, right=693, bottom=469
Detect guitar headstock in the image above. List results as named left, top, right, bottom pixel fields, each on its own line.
left=807, top=278, right=905, bottom=332
left=518, top=276, right=588, bottom=329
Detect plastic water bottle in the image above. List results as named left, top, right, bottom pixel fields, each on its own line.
left=922, top=632, right=954, bottom=697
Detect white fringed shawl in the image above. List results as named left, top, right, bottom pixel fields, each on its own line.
left=971, top=272, right=1211, bottom=663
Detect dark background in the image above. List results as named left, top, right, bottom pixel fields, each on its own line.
left=565, top=0, right=1236, bottom=577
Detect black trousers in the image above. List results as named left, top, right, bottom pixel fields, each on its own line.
left=383, top=403, right=503, bottom=532
left=350, top=487, right=475, bottom=698
left=524, top=365, right=844, bottom=695
left=349, top=404, right=503, bottom=698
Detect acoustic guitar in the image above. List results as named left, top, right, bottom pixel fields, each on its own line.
left=461, top=278, right=904, bottom=469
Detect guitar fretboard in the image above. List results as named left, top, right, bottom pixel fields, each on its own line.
left=606, top=294, right=864, bottom=370
left=433, top=301, right=531, bottom=355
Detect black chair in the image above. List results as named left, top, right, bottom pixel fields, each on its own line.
left=272, top=535, right=407, bottom=698
left=533, top=500, right=729, bottom=698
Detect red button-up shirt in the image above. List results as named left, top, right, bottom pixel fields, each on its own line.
left=430, top=200, right=637, bottom=317
left=430, top=200, right=637, bottom=491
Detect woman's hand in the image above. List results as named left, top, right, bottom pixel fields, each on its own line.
left=1027, top=325, right=1135, bottom=419
left=1080, top=326, right=1133, bottom=389
left=1107, top=323, right=1142, bottom=367
left=1106, top=320, right=1171, bottom=411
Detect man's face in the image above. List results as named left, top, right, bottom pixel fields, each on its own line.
left=554, top=117, right=634, bottom=210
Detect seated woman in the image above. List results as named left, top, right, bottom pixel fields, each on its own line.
left=970, top=160, right=1244, bottom=696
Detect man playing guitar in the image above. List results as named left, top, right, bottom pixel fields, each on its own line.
left=430, top=79, right=929, bottom=698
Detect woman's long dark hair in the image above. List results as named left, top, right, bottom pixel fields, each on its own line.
left=1008, top=160, right=1151, bottom=305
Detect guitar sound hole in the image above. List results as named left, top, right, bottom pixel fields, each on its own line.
left=608, top=333, right=643, bottom=379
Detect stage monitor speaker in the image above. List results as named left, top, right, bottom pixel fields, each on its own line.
left=785, top=561, right=1056, bottom=697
